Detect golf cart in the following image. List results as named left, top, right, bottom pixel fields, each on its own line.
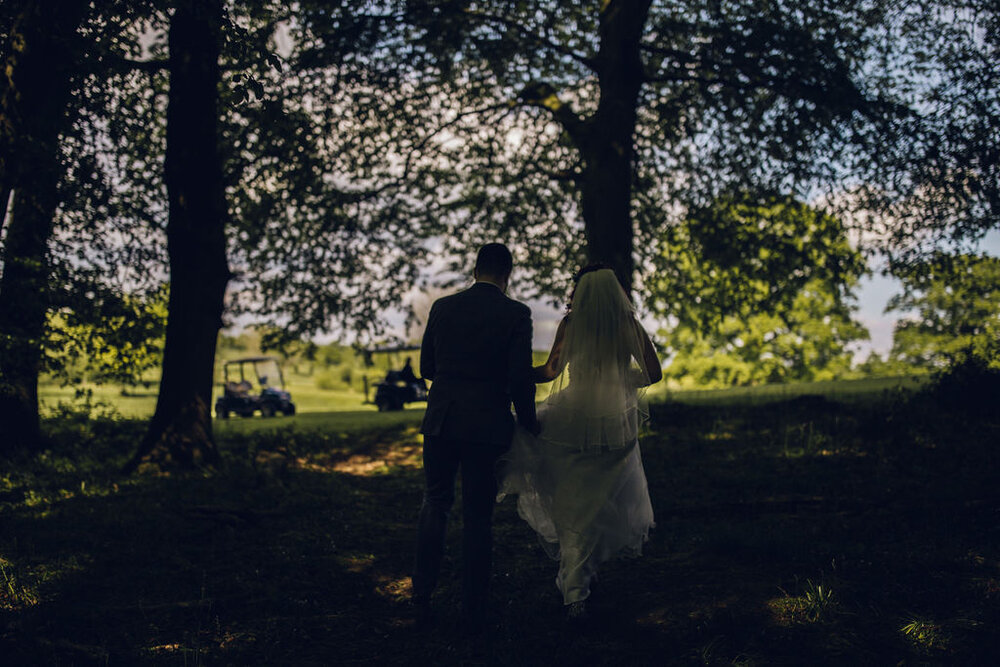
left=373, top=368, right=428, bottom=411
left=362, top=346, right=428, bottom=411
left=215, top=356, right=296, bottom=419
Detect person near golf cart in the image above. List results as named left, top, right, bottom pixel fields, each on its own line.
left=374, top=356, right=428, bottom=411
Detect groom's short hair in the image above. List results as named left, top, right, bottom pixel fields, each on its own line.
left=475, top=243, right=513, bottom=278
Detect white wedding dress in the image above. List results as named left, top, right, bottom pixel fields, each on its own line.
left=498, top=269, right=656, bottom=605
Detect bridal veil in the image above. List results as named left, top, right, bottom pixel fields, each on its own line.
left=541, top=268, right=653, bottom=451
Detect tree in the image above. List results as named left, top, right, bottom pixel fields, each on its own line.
left=0, top=0, right=91, bottom=450
left=0, top=0, right=176, bottom=454
left=886, top=253, right=1000, bottom=370
left=654, top=195, right=868, bottom=386
left=651, top=192, right=867, bottom=329
left=45, top=285, right=168, bottom=390
left=663, top=279, right=869, bottom=387
left=126, top=0, right=229, bottom=471
left=0, top=0, right=367, bottom=462
left=291, top=0, right=997, bottom=310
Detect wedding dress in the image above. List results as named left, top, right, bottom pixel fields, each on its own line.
left=498, top=269, right=656, bottom=605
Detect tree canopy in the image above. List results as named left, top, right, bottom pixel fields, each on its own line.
left=289, top=0, right=998, bottom=318
left=886, top=253, right=1000, bottom=369
left=655, top=196, right=869, bottom=386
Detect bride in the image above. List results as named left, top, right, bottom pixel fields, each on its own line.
left=498, top=265, right=662, bottom=619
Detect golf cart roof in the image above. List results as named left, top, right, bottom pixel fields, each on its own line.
left=224, top=356, right=281, bottom=365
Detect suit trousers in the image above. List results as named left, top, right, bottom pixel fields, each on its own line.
left=413, top=433, right=507, bottom=623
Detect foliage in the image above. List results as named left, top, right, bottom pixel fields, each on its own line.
left=920, top=350, right=1000, bottom=419
left=44, top=285, right=168, bottom=388
left=653, top=193, right=867, bottom=327
left=9, top=0, right=996, bottom=361
left=26, top=1, right=410, bottom=345
left=663, top=278, right=869, bottom=387
left=887, top=253, right=1000, bottom=369
left=288, top=0, right=999, bottom=312
left=900, top=619, right=950, bottom=652
left=854, top=350, right=920, bottom=378
left=769, top=578, right=837, bottom=624
left=656, top=197, right=868, bottom=387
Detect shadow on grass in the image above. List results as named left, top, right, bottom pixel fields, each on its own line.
left=1, top=391, right=998, bottom=665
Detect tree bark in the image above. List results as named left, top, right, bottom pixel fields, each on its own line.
left=0, top=1, right=87, bottom=452
left=577, top=0, right=652, bottom=294
left=127, top=0, right=229, bottom=471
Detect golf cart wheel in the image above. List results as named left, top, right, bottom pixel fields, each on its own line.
left=282, top=404, right=296, bottom=416
left=260, top=404, right=275, bottom=418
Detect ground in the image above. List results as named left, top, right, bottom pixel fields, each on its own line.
left=2, top=378, right=998, bottom=665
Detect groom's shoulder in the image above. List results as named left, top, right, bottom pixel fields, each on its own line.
left=507, top=296, right=531, bottom=317
left=438, top=285, right=529, bottom=317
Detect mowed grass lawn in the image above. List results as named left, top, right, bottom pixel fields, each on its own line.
left=38, top=370, right=375, bottom=419
left=38, top=371, right=927, bottom=419
left=4, top=375, right=997, bottom=664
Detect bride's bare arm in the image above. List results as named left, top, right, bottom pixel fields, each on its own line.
left=634, top=319, right=662, bottom=386
left=533, top=316, right=568, bottom=383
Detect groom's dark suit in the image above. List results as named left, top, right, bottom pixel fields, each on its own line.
left=414, top=281, right=537, bottom=628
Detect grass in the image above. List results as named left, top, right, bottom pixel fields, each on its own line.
left=655, top=374, right=928, bottom=406
left=38, top=370, right=382, bottom=419
left=4, top=375, right=999, bottom=664
left=40, top=372, right=929, bottom=419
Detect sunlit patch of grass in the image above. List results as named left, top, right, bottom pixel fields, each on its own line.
left=768, top=580, right=836, bottom=625
left=234, top=421, right=425, bottom=478
left=299, top=426, right=424, bottom=477
left=779, top=421, right=837, bottom=457
left=373, top=574, right=412, bottom=602
left=900, top=618, right=950, bottom=652
left=329, top=439, right=423, bottom=476
left=635, top=606, right=672, bottom=628
left=147, top=643, right=184, bottom=653
left=0, top=557, right=40, bottom=610
left=336, top=553, right=375, bottom=574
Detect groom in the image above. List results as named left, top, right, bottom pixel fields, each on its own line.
left=413, top=242, right=539, bottom=634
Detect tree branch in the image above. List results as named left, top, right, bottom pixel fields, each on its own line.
left=461, top=8, right=598, bottom=71
left=639, top=42, right=700, bottom=67
left=517, top=81, right=587, bottom=146
left=344, top=101, right=518, bottom=204
left=113, top=57, right=268, bottom=75
left=114, top=57, right=168, bottom=73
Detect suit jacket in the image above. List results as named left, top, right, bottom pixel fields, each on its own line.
left=419, top=282, right=537, bottom=446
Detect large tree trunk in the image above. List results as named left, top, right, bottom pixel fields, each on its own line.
left=577, top=1, right=651, bottom=294
left=0, top=1, right=87, bottom=452
left=128, top=0, right=228, bottom=472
